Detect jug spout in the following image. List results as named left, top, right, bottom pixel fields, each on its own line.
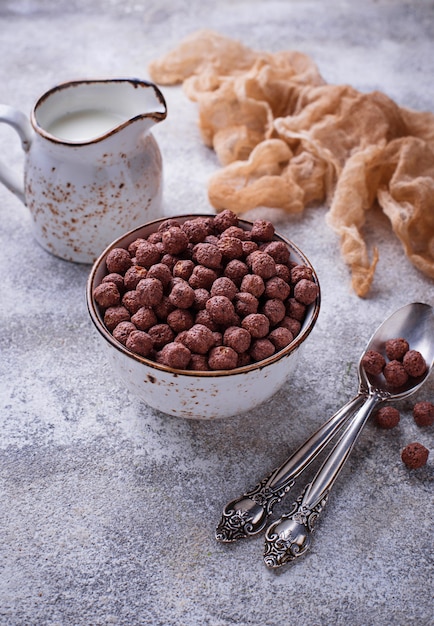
left=32, top=78, right=167, bottom=145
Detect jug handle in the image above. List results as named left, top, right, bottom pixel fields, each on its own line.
left=0, top=105, right=33, bottom=204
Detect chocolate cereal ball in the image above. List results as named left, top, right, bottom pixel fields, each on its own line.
left=374, top=406, right=400, bottom=429
left=126, top=330, right=153, bottom=357
left=413, top=401, right=434, bottom=427
left=131, top=307, right=158, bottom=331
left=240, top=274, right=265, bottom=298
left=206, top=296, right=236, bottom=326
left=265, top=276, right=291, bottom=301
left=189, top=265, right=218, bottom=290
left=181, top=218, right=209, bottom=243
left=136, top=277, right=164, bottom=308
left=250, top=338, right=275, bottom=361
left=183, top=324, right=215, bottom=354
left=262, top=241, right=290, bottom=264
left=262, top=298, right=286, bottom=325
left=135, top=241, right=161, bottom=268
left=403, top=350, right=427, bottom=378
left=242, top=313, right=270, bottom=338
left=168, top=279, right=195, bottom=309
left=161, top=226, right=189, bottom=255
left=157, top=342, right=191, bottom=369
left=291, top=265, right=313, bottom=284
left=106, top=247, right=132, bottom=274
left=124, top=265, right=148, bottom=291
left=102, top=273, right=124, bottom=292
left=294, top=278, right=319, bottom=305
left=148, top=324, right=175, bottom=350
left=213, top=209, right=238, bottom=233
left=104, top=305, right=130, bottom=331
left=361, top=350, right=386, bottom=376
left=223, top=326, right=251, bottom=354
left=173, top=259, right=195, bottom=280
left=250, top=219, right=275, bottom=242
left=383, top=360, right=409, bottom=387
left=401, top=442, right=429, bottom=469
left=93, top=282, right=120, bottom=308
left=217, top=236, right=243, bottom=260
left=193, top=243, right=222, bottom=269
left=208, top=345, right=238, bottom=370
left=112, top=321, right=137, bottom=346
left=268, top=327, right=294, bottom=350
left=250, top=251, right=276, bottom=279
left=223, top=259, right=249, bottom=285
left=210, top=277, right=238, bottom=300
left=146, top=262, right=173, bottom=288
left=121, top=290, right=142, bottom=314
left=385, top=338, right=409, bottom=361
left=166, top=308, right=194, bottom=333
left=234, top=292, right=259, bottom=317
left=286, top=298, right=306, bottom=321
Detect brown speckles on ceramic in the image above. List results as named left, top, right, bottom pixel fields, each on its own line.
left=1, top=78, right=168, bottom=263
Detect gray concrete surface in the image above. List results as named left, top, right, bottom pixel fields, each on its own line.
left=0, top=1, right=433, bottom=624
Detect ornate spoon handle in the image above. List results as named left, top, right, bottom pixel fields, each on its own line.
left=215, top=393, right=365, bottom=542
left=263, top=392, right=382, bottom=568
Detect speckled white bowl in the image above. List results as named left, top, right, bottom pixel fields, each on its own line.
left=86, top=215, right=320, bottom=419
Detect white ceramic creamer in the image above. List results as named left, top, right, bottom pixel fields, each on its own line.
left=0, top=78, right=167, bottom=263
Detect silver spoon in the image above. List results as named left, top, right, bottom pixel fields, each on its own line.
left=263, top=302, right=434, bottom=569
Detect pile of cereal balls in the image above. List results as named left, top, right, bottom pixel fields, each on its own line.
left=362, top=337, right=432, bottom=470
left=93, top=211, right=319, bottom=372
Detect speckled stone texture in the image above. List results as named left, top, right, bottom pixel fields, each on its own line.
left=1, top=1, right=433, bottom=625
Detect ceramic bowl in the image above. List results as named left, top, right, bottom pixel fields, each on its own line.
left=86, top=215, right=320, bottom=419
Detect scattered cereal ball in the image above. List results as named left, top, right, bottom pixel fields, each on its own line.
left=383, top=360, right=409, bottom=387
left=148, top=323, right=175, bottom=350
left=250, top=219, right=275, bottom=242
left=135, top=241, right=161, bottom=268
left=223, top=326, right=251, bottom=354
left=242, top=313, right=270, bottom=339
left=161, top=226, right=189, bottom=255
left=104, top=305, right=130, bottom=331
left=131, top=307, right=158, bottom=331
left=93, top=282, right=120, bottom=308
left=213, top=209, right=238, bottom=233
left=385, top=338, right=409, bottom=361
left=206, top=296, right=236, bottom=326
left=208, top=345, right=238, bottom=370
left=193, top=243, right=222, bottom=269
left=361, top=350, right=386, bottom=376
left=210, top=277, right=238, bottom=300
left=403, top=350, right=427, bottom=378
left=268, top=327, right=294, bottom=350
left=183, top=324, right=215, bottom=354
left=240, top=274, right=265, bottom=297
left=157, top=342, right=191, bottom=369
left=413, top=401, right=434, bottom=427
left=102, top=273, right=124, bottom=292
left=136, top=277, right=164, bottom=307
left=106, top=247, right=132, bottom=274
left=401, top=442, right=429, bottom=469
left=125, top=330, right=153, bottom=357
left=374, top=406, right=400, bottom=429
left=168, top=279, right=195, bottom=309
left=124, top=265, right=148, bottom=291
left=294, top=279, right=319, bottom=305
left=112, top=321, right=137, bottom=345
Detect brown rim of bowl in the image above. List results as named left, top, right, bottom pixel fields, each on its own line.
left=86, top=214, right=321, bottom=378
